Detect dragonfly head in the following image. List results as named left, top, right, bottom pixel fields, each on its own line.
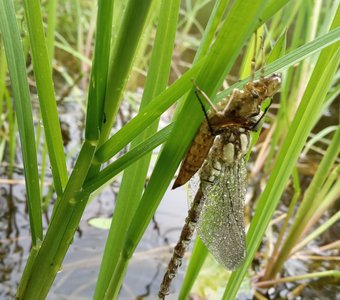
left=265, top=73, right=281, bottom=97
left=244, top=72, right=281, bottom=102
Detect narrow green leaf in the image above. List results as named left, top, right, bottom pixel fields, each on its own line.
left=46, top=0, right=57, bottom=60
left=94, top=0, right=181, bottom=297
left=22, top=0, right=68, bottom=196
left=17, top=140, right=97, bottom=298
left=85, top=0, right=114, bottom=141
left=0, top=0, right=42, bottom=244
left=295, top=209, right=340, bottom=251
left=195, top=0, right=231, bottom=60
left=260, top=0, right=292, bottom=22
left=82, top=124, right=174, bottom=198
left=98, top=0, right=154, bottom=143
left=0, top=46, right=7, bottom=131
left=179, top=238, right=208, bottom=299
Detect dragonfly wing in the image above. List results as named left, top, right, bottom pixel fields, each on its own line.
left=197, top=158, right=247, bottom=270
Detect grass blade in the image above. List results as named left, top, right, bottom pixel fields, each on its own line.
left=85, top=0, right=114, bottom=141
left=98, top=0, right=154, bottom=143
left=22, top=0, right=68, bottom=195
left=94, top=0, right=181, bottom=297
left=0, top=0, right=42, bottom=245
left=82, top=124, right=174, bottom=195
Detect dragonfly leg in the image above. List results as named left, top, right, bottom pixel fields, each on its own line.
left=191, top=79, right=218, bottom=112
left=192, top=87, right=216, bottom=135
left=250, top=97, right=273, bottom=131
left=221, top=88, right=239, bottom=116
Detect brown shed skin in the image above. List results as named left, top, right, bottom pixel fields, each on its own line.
left=172, top=74, right=281, bottom=189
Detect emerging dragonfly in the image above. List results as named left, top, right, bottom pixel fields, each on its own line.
left=158, top=65, right=281, bottom=298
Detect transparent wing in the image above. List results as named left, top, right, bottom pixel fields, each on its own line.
left=197, top=158, right=247, bottom=270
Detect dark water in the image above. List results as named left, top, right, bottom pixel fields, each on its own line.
left=2, top=177, right=339, bottom=300
left=0, top=179, right=189, bottom=300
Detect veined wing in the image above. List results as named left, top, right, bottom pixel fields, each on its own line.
left=197, top=149, right=247, bottom=270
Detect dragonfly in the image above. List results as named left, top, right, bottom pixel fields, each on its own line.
left=158, top=70, right=281, bottom=299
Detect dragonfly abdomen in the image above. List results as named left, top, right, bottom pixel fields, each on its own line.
left=172, top=121, right=214, bottom=189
